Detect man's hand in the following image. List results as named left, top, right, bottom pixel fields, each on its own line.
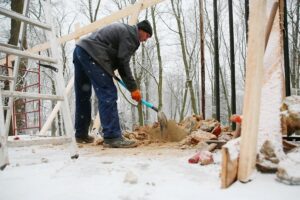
left=131, top=89, right=142, bottom=102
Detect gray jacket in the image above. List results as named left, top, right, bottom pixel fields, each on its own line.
left=77, top=23, right=140, bottom=91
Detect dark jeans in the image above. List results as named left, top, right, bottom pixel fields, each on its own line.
left=73, top=46, right=121, bottom=139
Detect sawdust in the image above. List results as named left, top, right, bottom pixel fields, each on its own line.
left=148, top=120, right=189, bottom=142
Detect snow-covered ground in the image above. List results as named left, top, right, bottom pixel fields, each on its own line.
left=0, top=143, right=299, bottom=200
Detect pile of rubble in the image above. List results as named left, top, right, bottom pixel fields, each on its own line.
left=120, top=115, right=233, bottom=150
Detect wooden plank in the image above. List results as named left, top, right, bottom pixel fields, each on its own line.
left=39, top=22, right=81, bottom=136
left=2, top=106, right=10, bottom=110
left=44, top=0, right=78, bottom=158
left=0, top=75, right=14, bottom=81
left=0, top=45, right=57, bottom=63
left=39, top=76, right=74, bottom=135
left=238, top=0, right=266, bottom=183
left=265, top=2, right=278, bottom=49
left=128, top=0, right=144, bottom=25
left=256, top=0, right=287, bottom=162
left=0, top=0, right=165, bottom=65
left=0, top=42, right=20, bottom=49
left=1, top=91, right=64, bottom=101
left=4, top=0, right=29, bottom=138
left=0, top=90, right=9, bottom=170
left=221, top=147, right=238, bottom=188
left=7, top=136, right=72, bottom=147
left=0, top=7, right=52, bottom=30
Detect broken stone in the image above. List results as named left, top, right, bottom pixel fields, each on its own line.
left=199, top=119, right=219, bottom=132
left=277, top=147, right=300, bottom=185
left=188, top=150, right=214, bottom=165
left=179, top=115, right=203, bottom=133
left=41, top=157, right=48, bottom=163
left=199, top=150, right=214, bottom=165
left=124, top=171, right=138, bottom=184
left=256, top=140, right=280, bottom=173
left=94, top=137, right=104, bottom=145
left=282, top=140, right=299, bottom=153
left=280, top=95, right=300, bottom=136
left=218, top=132, right=233, bottom=141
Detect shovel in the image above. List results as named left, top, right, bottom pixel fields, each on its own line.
left=113, top=75, right=168, bottom=134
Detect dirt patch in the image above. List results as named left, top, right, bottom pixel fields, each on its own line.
left=148, top=120, right=189, bottom=142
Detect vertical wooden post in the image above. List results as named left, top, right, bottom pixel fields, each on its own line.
left=199, top=0, right=205, bottom=119
left=238, top=0, right=266, bottom=182
left=39, top=23, right=80, bottom=136
left=0, top=89, right=9, bottom=170
left=265, top=2, right=278, bottom=49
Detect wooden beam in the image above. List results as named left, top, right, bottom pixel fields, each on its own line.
left=0, top=7, right=52, bottom=30
left=0, top=0, right=165, bottom=65
left=265, top=2, right=279, bottom=49
left=1, top=91, right=64, bottom=101
left=39, top=22, right=81, bottom=136
left=39, top=76, right=74, bottom=135
left=0, top=45, right=57, bottom=63
left=8, top=136, right=72, bottom=147
left=0, top=75, right=14, bottom=81
left=0, top=90, right=9, bottom=170
left=128, top=0, right=144, bottom=25
left=221, top=147, right=238, bottom=188
left=238, top=0, right=266, bottom=183
left=0, top=42, right=19, bottom=49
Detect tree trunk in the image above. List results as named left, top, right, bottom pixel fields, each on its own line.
left=151, top=6, right=163, bottom=111
left=132, top=54, right=144, bottom=126
left=291, top=0, right=299, bottom=92
left=220, top=67, right=231, bottom=125
left=199, top=0, right=206, bottom=119
left=283, top=0, right=291, bottom=96
left=7, top=0, right=27, bottom=136
left=213, top=0, right=220, bottom=121
left=131, top=104, right=136, bottom=130
left=228, top=0, right=236, bottom=129
left=171, top=0, right=197, bottom=116
left=180, top=83, right=188, bottom=121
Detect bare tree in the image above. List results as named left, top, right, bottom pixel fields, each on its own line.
left=170, top=0, right=198, bottom=120
left=288, top=0, right=300, bottom=94
left=79, top=0, right=102, bottom=23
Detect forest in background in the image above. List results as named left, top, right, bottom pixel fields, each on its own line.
left=0, top=0, right=299, bottom=135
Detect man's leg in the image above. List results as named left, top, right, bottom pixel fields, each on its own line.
left=73, top=46, right=93, bottom=143
left=74, top=47, right=136, bottom=148
left=89, top=68, right=137, bottom=147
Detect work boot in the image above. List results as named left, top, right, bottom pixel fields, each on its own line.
left=75, top=135, right=94, bottom=144
left=103, top=137, right=137, bottom=148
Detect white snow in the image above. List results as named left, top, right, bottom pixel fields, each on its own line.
left=0, top=143, right=299, bottom=200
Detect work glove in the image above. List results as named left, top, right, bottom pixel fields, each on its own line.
left=131, top=89, right=142, bottom=102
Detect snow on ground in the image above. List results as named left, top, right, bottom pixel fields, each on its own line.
left=0, top=143, right=299, bottom=200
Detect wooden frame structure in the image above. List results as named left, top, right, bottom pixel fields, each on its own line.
left=221, top=0, right=287, bottom=188
left=1, top=0, right=289, bottom=188
left=0, top=0, right=79, bottom=170
left=1, top=0, right=166, bottom=136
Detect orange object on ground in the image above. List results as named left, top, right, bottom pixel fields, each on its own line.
left=211, top=124, right=222, bottom=137
left=230, top=114, right=243, bottom=124
left=188, top=151, right=214, bottom=165
left=188, top=152, right=201, bottom=164
left=13, top=136, right=20, bottom=140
